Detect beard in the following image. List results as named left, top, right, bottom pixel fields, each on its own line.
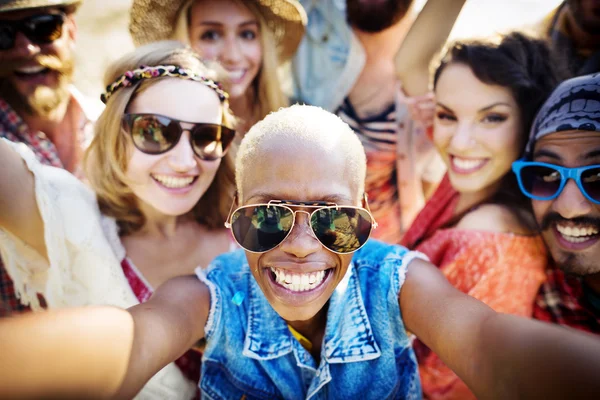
left=0, top=54, right=74, bottom=119
left=346, top=0, right=414, bottom=33
left=539, top=212, right=600, bottom=276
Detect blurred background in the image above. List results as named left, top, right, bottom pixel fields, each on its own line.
left=74, top=0, right=564, bottom=101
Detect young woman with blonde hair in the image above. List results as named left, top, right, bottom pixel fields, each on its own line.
left=130, top=0, right=306, bottom=133
left=0, top=40, right=237, bottom=399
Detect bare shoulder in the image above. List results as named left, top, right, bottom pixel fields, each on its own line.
left=456, top=204, right=531, bottom=235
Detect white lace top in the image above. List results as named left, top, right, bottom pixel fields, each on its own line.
left=0, top=139, right=197, bottom=400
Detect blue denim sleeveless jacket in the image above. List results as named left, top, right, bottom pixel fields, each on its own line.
left=195, top=240, right=424, bottom=399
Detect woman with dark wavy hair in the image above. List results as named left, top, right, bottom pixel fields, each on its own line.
left=401, top=32, right=566, bottom=400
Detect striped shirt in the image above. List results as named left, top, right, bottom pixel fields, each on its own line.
left=336, top=97, right=445, bottom=243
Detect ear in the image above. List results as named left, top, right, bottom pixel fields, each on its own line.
left=65, top=12, right=78, bottom=44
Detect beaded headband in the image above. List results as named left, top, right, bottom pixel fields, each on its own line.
left=100, top=64, right=229, bottom=104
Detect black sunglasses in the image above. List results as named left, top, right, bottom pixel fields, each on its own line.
left=225, top=195, right=378, bottom=254
left=122, top=113, right=236, bottom=161
left=0, top=13, right=65, bottom=50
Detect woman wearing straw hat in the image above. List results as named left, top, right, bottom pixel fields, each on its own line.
left=130, top=0, right=306, bottom=134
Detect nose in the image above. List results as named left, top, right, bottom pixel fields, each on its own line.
left=449, top=121, right=475, bottom=151
left=167, top=131, right=197, bottom=171
left=279, top=211, right=322, bottom=258
left=9, top=31, right=41, bottom=59
left=551, top=179, right=593, bottom=219
left=221, top=36, right=243, bottom=64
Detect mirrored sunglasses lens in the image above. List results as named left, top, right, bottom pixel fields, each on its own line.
left=581, top=167, right=600, bottom=203
left=521, top=165, right=562, bottom=199
left=130, top=115, right=179, bottom=154
left=26, top=15, right=64, bottom=43
left=231, top=205, right=293, bottom=252
left=311, top=208, right=373, bottom=253
left=191, top=125, right=235, bottom=160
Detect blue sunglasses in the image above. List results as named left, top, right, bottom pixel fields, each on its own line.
left=512, top=160, right=600, bottom=204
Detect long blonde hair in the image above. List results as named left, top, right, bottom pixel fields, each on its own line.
left=84, top=41, right=237, bottom=235
left=173, top=0, right=288, bottom=128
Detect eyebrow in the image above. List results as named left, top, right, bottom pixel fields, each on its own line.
left=582, top=149, right=600, bottom=161
left=533, top=148, right=561, bottom=160
left=436, top=101, right=512, bottom=113
left=197, top=21, right=258, bottom=27
left=247, top=193, right=351, bottom=204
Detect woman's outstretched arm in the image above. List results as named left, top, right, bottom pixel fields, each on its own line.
left=0, top=306, right=134, bottom=399
left=395, top=0, right=466, bottom=95
left=114, top=275, right=211, bottom=399
left=401, top=259, right=600, bottom=399
left=0, top=139, right=46, bottom=258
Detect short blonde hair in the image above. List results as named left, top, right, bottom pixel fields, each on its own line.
left=174, top=0, right=288, bottom=129
left=236, top=105, right=367, bottom=202
left=84, top=40, right=237, bottom=235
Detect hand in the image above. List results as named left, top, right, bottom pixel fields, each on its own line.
left=396, top=82, right=435, bottom=130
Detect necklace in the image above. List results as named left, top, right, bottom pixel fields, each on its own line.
left=288, top=324, right=313, bottom=351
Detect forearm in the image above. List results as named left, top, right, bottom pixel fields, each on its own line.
left=470, top=313, right=600, bottom=399
left=395, top=0, right=466, bottom=95
left=114, top=276, right=210, bottom=399
left=0, top=307, right=133, bottom=399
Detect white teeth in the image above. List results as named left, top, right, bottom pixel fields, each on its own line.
left=227, top=70, right=244, bottom=80
left=152, top=174, right=195, bottom=188
left=16, top=65, right=46, bottom=74
left=452, top=157, right=486, bottom=171
left=556, top=224, right=599, bottom=242
left=270, top=267, right=327, bottom=292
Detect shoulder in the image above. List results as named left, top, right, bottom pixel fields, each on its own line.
left=456, top=204, right=532, bottom=235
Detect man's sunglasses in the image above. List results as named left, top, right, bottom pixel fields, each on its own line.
left=512, top=160, right=600, bottom=204
left=122, top=113, right=236, bottom=161
left=225, top=195, right=378, bottom=254
left=0, top=13, right=65, bottom=50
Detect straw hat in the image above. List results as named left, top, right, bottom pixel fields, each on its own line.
left=129, top=0, right=306, bottom=62
left=0, top=0, right=81, bottom=13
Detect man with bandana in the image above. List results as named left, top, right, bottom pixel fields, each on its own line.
left=512, top=72, right=600, bottom=333
left=0, top=0, right=102, bottom=315
left=537, top=0, right=600, bottom=76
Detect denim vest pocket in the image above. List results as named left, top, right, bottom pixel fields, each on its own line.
left=200, top=359, right=284, bottom=400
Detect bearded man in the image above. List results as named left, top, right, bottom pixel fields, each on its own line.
left=0, top=0, right=101, bottom=316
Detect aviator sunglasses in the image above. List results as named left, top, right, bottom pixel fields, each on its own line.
left=122, top=113, right=236, bottom=161
left=225, top=195, right=378, bottom=254
left=512, top=160, right=600, bottom=204
left=0, top=13, right=65, bottom=50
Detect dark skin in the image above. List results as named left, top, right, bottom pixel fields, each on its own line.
left=115, top=136, right=600, bottom=399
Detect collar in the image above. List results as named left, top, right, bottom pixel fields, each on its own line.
left=243, top=262, right=381, bottom=364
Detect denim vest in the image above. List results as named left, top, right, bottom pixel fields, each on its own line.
left=195, top=240, right=424, bottom=399
left=292, top=0, right=365, bottom=111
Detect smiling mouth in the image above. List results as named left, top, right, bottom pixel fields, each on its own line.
left=14, top=65, right=50, bottom=78
left=151, top=174, right=197, bottom=189
left=555, top=223, right=600, bottom=244
left=451, top=156, right=488, bottom=174
left=269, top=267, right=332, bottom=292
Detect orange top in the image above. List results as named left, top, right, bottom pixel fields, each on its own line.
left=414, top=230, right=548, bottom=400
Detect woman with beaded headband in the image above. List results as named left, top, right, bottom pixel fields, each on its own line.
left=130, top=0, right=306, bottom=134
left=0, top=40, right=238, bottom=399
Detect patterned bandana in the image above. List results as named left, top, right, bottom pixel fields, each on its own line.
left=525, top=72, right=600, bottom=157
left=100, top=64, right=228, bottom=104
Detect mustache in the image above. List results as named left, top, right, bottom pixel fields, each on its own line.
left=539, top=212, right=600, bottom=231
left=0, top=54, right=68, bottom=77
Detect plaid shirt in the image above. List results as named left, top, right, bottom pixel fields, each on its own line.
left=534, top=264, right=600, bottom=334
left=0, top=89, right=100, bottom=316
